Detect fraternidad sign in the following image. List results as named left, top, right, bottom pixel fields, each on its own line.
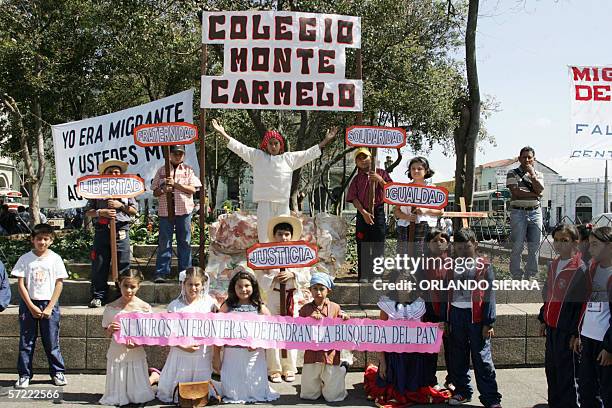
left=345, top=126, right=406, bottom=149
left=134, top=122, right=198, bottom=147
left=383, top=183, right=448, bottom=210
left=247, top=241, right=319, bottom=270
left=201, top=11, right=362, bottom=111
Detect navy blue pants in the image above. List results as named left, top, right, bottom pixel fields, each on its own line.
left=448, top=306, right=501, bottom=406
left=545, top=326, right=579, bottom=408
left=91, top=227, right=131, bottom=302
left=18, top=300, right=65, bottom=378
left=579, top=335, right=612, bottom=407
left=356, top=205, right=386, bottom=282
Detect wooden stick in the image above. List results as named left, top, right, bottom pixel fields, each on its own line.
left=109, top=217, right=118, bottom=284
left=408, top=206, right=416, bottom=257
left=163, top=145, right=175, bottom=221
left=198, top=43, right=208, bottom=266
left=459, top=197, right=469, bottom=229
left=368, top=147, right=377, bottom=213
left=279, top=268, right=288, bottom=358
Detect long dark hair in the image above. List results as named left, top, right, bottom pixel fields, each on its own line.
left=225, top=271, right=263, bottom=312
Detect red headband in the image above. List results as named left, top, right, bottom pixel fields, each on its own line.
left=260, top=130, right=285, bottom=153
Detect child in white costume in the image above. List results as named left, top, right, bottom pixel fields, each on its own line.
left=213, top=268, right=279, bottom=403
left=156, top=267, right=218, bottom=403
left=100, top=270, right=155, bottom=406
left=257, top=215, right=311, bottom=383
left=211, top=119, right=337, bottom=242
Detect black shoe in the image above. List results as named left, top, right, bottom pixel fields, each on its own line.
left=154, top=277, right=167, bottom=283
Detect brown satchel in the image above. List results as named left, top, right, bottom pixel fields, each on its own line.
left=173, top=380, right=221, bottom=408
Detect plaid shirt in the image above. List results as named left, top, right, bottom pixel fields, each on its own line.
left=151, top=163, right=202, bottom=217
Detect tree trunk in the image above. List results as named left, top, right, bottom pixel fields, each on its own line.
left=464, top=0, right=480, bottom=209
left=31, top=97, right=46, bottom=225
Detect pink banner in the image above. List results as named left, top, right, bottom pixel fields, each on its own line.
left=114, top=312, right=442, bottom=353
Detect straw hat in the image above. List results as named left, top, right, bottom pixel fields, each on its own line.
left=98, top=159, right=128, bottom=174
left=267, top=215, right=303, bottom=241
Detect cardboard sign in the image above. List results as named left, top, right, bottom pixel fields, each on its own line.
left=247, top=241, right=319, bottom=270
left=383, top=183, right=448, bottom=210
left=114, top=311, right=443, bottom=353
left=444, top=211, right=488, bottom=218
left=201, top=11, right=362, bottom=111
left=134, top=122, right=198, bottom=147
left=76, top=175, right=146, bottom=199
left=345, top=126, right=406, bottom=149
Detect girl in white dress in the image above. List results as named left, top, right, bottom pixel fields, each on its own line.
left=212, top=269, right=280, bottom=403
left=100, top=270, right=155, bottom=406
left=157, top=267, right=219, bottom=403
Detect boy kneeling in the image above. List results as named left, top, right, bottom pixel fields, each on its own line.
left=299, top=273, right=349, bottom=402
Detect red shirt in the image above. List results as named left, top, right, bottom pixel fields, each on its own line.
left=346, top=169, right=392, bottom=208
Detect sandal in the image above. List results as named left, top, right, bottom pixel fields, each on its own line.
left=268, top=373, right=282, bottom=383
left=283, top=372, right=295, bottom=382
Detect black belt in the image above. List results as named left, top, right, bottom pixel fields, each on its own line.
left=512, top=205, right=540, bottom=211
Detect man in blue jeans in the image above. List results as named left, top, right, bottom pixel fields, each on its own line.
left=506, top=146, right=544, bottom=280
left=151, top=145, right=202, bottom=282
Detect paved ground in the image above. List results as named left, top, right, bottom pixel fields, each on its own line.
left=0, top=368, right=548, bottom=408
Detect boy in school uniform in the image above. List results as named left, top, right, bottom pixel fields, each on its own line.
left=346, top=147, right=392, bottom=282
left=538, top=224, right=587, bottom=408
left=299, top=272, right=349, bottom=402
left=441, top=228, right=502, bottom=408
left=576, top=226, right=612, bottom=407
left=11, top=224, right=68, bottom=389
left=257, top=215, right=311, bottom=383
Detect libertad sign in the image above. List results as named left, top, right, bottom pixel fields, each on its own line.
left=76, top=175, right=146, bottom=199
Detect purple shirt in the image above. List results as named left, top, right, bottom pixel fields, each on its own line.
left=346, top=168, right=392, bottom=207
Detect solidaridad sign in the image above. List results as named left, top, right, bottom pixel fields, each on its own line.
left=134, top=122, right=198, bottom=147
left=345, top=126, right=407, bottom=149
left=247, top=241, right=319, bottom=270
left=76, top=175, right=146, bottom=199
left=383, top=183, right=448, bottom=210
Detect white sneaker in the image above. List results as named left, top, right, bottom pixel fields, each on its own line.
left=15, top=377, right=29, bottom=389
left=52, top=373, right=67, bottom=386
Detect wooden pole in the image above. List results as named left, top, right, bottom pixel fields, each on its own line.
left=408, top=207, right=416, bottom=257
left=604, top=160, right=609, bottom=213
left=109, top=217, right=119, bottom=284
left=163, top=146, right=175, bottom=220
left=198, top=42, right=208, bottom=266
left=459, top=197, right=469, bottom=229
left=279, top=268, right=288, bottom=358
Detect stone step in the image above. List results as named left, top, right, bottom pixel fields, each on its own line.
left=0, top=303, right=544, bottom=373
left=8, top=279, right=544, bottom=307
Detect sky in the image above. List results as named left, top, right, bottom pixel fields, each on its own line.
left=388, top=0, right=610, bottom=184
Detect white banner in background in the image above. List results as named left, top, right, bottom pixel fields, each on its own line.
left=51, top=89, right=198, bottom=209
left=569, top=65, right=612, bottom=159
